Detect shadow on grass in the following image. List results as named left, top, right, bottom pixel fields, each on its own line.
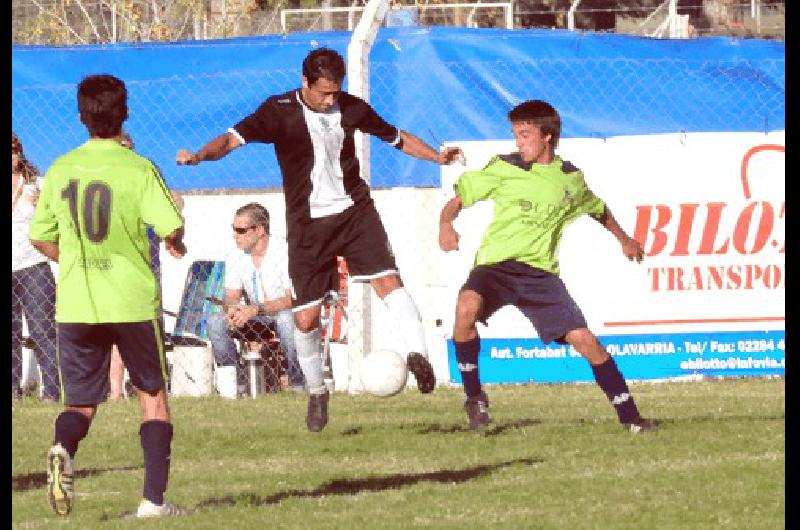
left=658, top=413, right=785, bottom=425
left=412, top=418, right=541, bottom=436
left=341, top=426, right=363, bottom=435
left=104, top=457, right=542, bottom=519
left=12, top=465, right=143, bottom=492
left=197, top=457, right=542, bottom=511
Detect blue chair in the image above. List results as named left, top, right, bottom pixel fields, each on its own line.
left=169, top=260, right=226, bottom=344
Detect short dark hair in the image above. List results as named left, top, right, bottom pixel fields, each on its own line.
left=77, top=74, right=128, bottom=138
left=236, top=202, right=270, bottom=233
left=302, top=48, right=346, bottom=85
left=508, top=100, right=561, bottom=149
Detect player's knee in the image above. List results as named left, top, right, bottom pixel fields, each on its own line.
left=293, top=312, right=318, bottom=334
left=454, top=303, right=479, bottom=329
left=455, top=292, right=481, bottom=327
left=565, top=328, right=608, bottom=361
left=372, top=274, right=402, bottom=299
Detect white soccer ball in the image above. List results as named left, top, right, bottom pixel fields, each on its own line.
left=359, top=349, right=408, bottom=397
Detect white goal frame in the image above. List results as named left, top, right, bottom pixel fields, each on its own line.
left=281, top=2, right=515, bottom=33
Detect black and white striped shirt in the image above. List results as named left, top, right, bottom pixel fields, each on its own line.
left=231, top=89, right=401, bottom=229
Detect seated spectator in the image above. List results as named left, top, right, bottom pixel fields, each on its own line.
left=109, top=130, right=184, bottom=400
left=12, top=132, right=59, bottom=401
left=207, top=203, right=304, bottom=397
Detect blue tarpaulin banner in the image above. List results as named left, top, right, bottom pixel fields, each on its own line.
left=12, top=27, right=784, bottom=190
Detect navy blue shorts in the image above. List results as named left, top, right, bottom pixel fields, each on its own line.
left=288, top=200, right=397, bottom=310
left=461, top=260, right=588, bottom=345
left=57, top=320, right=169, bottom=405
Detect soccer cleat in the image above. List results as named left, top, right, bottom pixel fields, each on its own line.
left=46, top=443, right=74, bottom=516
left=624, top=417, right=659, bottom=433
left=464, top=392, right=491, bottom=431
left=306, top=390, right=330, bottom=432
left=136, top=498, right=187, bottom=518
left=407, top=352, right=436, bottom=394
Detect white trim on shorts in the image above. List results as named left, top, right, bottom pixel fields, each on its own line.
left=349, top=269, right=399, bottom=282
left=292, top=297, right=325, bottom=313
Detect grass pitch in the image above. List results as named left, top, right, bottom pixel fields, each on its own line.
left=12, top=378, right=784, bottom=529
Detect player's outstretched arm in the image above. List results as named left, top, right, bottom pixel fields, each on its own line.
left=176, top=132, right=243, bottom=166
left=398, top=130, right=465, bottom=166
left=592, top=206, right=644, bottom=263
left=439, top=196, right=463, bottom=252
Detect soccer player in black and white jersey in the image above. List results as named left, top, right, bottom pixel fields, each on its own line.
left=177, top=48, right=464, bottom=432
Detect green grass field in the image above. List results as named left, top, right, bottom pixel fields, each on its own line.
left=12, top=378, right=784, bottom=529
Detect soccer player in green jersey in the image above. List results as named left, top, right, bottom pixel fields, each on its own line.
left=439, top=100, right=657, bottom=433
left=29, top=74, right=188, bottom=518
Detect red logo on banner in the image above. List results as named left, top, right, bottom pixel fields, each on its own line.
left=632, top=143, right=784, bottom=292
left=741, top=144, right=784, bottom=200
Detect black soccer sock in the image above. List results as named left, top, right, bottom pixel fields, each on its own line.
left=591, top=357, right=640, bottom=424
left=140, top=420, right=173, bottom=506
left=54, top=410, right=91, bottom=459
left=454, top=337, right=482, bottom=398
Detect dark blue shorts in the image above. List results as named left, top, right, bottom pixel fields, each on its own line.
left=461, top=260, right=588, bottom=345
left=57, top=320, right=169, bottom=405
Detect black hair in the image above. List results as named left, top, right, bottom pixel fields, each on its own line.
left=12, top=132, right=39, bottom=183
left=236, top=202, right=270, bottom=233
left=302, top=48, right=346, bottom=85
left=508, top=100, right=561, bottom=149
left=77, top=74, right=128, bottom=138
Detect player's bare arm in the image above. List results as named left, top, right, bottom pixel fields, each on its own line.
left=30, top=240, right=59, bottom=262
left=163, top=227, right=187, bottom=258
left=439, top=196, right=463, bottom=251
left=592, top=205, right=644, bottom=263
left=398, top=130, right=464, bottom=165
left=176, top=131, right=243, bottom=166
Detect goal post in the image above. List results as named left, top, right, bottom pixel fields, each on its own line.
left=342, top=0, right=390, bottom=392
left=281, top=2, right=515, bottom=33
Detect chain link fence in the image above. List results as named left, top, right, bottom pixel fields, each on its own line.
left=12, top=28, right=784, bottom=400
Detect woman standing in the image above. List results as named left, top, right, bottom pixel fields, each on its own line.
left=12, top=132, right=59, bottom=401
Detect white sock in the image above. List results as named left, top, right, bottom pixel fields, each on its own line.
left=383, top=287, right=428, bottom=358
left=294, top=327, right=325, bottom=392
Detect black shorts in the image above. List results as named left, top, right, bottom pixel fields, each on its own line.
left=461, top=260, right=588, bottom=345
left=57, top=320, right=169, bottom=405
left=288, top=200, right=397, bottom=310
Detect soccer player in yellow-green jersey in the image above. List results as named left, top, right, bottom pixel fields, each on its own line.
left=30, top=137, right=182, bottom=323
left=29, top=74, right=188, bottom=519
left=439, top=99, right=658, bottom=434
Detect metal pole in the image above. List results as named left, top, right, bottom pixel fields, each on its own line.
left=568, top=0, right=582, bottom=31
left=347, top=0, right=389, bottom=372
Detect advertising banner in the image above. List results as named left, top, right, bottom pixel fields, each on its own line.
left=440, top=131, right=784, bottom=382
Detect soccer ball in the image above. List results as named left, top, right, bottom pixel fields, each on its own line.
left=359, top=349, right=408, bottom=397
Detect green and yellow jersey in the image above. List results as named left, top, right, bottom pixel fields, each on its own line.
left=454, top=153, right=605, bottom=275
left=29, top=139, right=183, bottom=323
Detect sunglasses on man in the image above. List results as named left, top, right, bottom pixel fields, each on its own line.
left=232, top=225, right=257, bottom=234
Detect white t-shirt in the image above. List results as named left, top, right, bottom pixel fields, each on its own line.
left=224, top=235, right=292, bottom=304
left=12, top=176, right=48, bottom=272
